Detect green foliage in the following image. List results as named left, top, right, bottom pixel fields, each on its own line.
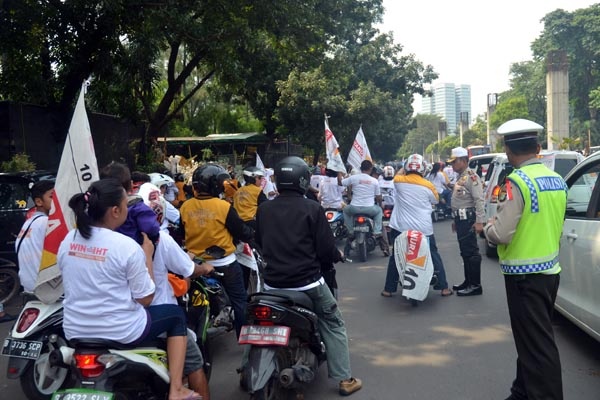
left=489, top=96, right=530, bottom=129
left=1, top=153, right=36, bottom=172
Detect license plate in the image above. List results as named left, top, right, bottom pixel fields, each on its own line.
left=1, top=338, right=43, bottom=360
left=238, top=325, right=291, bottom=346
left=353, top=225, right=370, bottom=232
left=52, top=389, right=113, bottom=400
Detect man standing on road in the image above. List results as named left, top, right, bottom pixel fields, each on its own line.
left=484, top=119, right=566, bottom=400
left=338, top=160, right=388, bottom=256
left=447, top=147, right=485, bottom=296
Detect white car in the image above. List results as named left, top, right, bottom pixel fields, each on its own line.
left=481, top=150, right=584, bottom=257
left=556, top=151, right=600, bottom=342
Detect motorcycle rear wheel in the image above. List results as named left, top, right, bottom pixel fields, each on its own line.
left=20, top=335, right=70, bottom=400
left=0, top=267, right=19, bottom=304
left=250, top=348, right=293, bottom=400
left=357, top=241, right=367, bottom=262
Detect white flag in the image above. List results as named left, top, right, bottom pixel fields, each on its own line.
left=324, top=119, right=347, bottom=173
left=35, top=80, right=99, bottom=303
left=255, top=153, right=267, bottom=190
left=347, top=126, right=372, bottom=172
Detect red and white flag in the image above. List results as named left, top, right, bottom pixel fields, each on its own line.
left=35, top=80, right=99, bottom=303
left=324, top=119, right=347, bottom=173
left=347, top=126, right=372, bottom=173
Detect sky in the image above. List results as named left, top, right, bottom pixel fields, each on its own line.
left=379, top=0, right=598, bottom=119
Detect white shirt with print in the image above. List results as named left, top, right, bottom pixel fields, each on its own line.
left=15, top=212, right=48, bottom=293
left=341, top=173, right=381, bottom=207
left=58, top=227, right=155, bottom=343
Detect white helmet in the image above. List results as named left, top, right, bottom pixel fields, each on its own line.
left=382, top=165, right=395, bottom=180
left=243, top=166, right=265, bottom=179
left=149, top=172, right=174, bottom=188
left=405, top=154, right=425, bottom=174
left=138, top=183, right=166, bottom=224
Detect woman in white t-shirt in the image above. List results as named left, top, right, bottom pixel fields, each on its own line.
left=58, top=178, right=201, bottom=400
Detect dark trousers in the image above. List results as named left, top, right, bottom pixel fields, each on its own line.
left=505, top=273, right=562, bottom=400
left=454, top=217, right=482, bottom=286
left=215, top=260, right=248, bottom=338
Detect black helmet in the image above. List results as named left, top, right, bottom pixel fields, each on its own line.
left=192, top=164, right=229, bottom=197
left=275, top=156, right=310, bottom=194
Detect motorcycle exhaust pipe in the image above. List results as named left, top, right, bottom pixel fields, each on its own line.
left=279, top=368, right=295, bottom=387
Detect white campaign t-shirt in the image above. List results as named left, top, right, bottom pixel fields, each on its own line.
left=58, top=227, right=155, bottom=343
left=391, top=175, right=438, bottom=236
left=151, top=231, right=194, bottom=306
left=341, top=173, right=381, bottom=207
left=319, top=176, right=345, bottom=209
left=15, top=212, right=47, bottom=292
left=427, top=172, right=447, bottom=194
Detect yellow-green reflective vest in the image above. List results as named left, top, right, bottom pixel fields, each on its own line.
left=497, top=163, right=567, bottom=275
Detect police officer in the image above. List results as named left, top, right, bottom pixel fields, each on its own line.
left=484, top=119, right=566, bottom=400
left=447, top=147, right=485, bottom=296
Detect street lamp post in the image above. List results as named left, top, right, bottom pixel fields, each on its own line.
left=487, top=93, right=498, bottom=149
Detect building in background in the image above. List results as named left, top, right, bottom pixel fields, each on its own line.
left=420, top=83, right=471, bottom=134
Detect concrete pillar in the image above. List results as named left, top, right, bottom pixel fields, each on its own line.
left=546, top=50, right=569, bottom=150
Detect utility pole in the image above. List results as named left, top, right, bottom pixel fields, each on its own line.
left=487, top=93, right=497, bottom=149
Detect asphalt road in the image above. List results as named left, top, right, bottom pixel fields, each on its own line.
left=1, top=218, right=599, bottom=399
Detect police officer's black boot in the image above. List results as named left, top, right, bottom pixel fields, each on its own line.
left=457, top=256, right=483, bottom=296
left=452, top=257, right=469, bottom=291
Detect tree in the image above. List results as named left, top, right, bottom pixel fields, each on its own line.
left=398, top=114, right=442, bottom=160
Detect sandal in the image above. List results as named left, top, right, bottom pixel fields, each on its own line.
left=380, top=291, right=393, bottom=297
left=441, top=288, right=454, bottom=297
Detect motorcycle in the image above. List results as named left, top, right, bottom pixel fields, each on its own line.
left=347, top=214, right=376, bottom=262
left=180, top=270, right=232, bottom=381
left=324, top=208, right=347, bottom=240
left=50, top=337, right=171, bottom=400
left=239, top=290, right=326, bottom=400
left=2, top=299, right=70, bottom=400
left=0, top=262, right=20, bottom=304
left=431, top=200, right=452, bottom=222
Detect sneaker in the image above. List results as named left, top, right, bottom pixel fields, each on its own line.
left=339, top=377, right=362, bottom=396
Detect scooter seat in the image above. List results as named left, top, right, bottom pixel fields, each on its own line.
left=252, top=290, right=314, bottom=310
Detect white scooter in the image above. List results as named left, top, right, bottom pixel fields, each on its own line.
left=2, top=298, right=70, bottom=400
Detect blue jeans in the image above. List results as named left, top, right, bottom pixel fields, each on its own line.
left=343, top=204, right=383, bottom=235
left=215, top=260, right=248, bottom=338
left=383, top=229, right=449, bottom=293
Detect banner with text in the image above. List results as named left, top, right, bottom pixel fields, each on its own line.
left=347, top=126, right=372, bottom=173
left=324, top=119, right=347, bottom=174
left=35, top=81, right=100, bottom=303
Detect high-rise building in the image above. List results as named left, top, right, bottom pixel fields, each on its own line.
left=420, top=83, right=471, bottom=134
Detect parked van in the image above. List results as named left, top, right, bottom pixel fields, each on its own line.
left=481, top=150, right=584, bottom=257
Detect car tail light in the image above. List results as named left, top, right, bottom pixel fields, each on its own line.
left=356, top=216, right=366, bottom=224
left=75, top=353, right=105, bottom=378
left=326, top=212, right=334, bottom=221
left=16, top=308, right=40, bottom=333
left=490, top=185, right=501, bottom=204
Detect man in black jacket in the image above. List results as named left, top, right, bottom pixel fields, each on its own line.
left=255, top=156, right=362, bottom=397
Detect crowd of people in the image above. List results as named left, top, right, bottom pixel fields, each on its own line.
left=2, top=118, right=567, bottom=400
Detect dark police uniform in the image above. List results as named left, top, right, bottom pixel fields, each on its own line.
left=451, top=166, right=484, bottom=293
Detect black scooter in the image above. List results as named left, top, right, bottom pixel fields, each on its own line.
left=239, top=290, right=326, bottom=400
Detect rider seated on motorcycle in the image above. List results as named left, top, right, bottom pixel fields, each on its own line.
left=179, top=164, right=254, bottom=338
left=427, top=162, right=452, bottom=210
left=151, top=229, right=215, bottom=400
left=337, top=159, right=389, bottom=256
left=255, top=156, right=363, bottom=396
left=318, top=168, right=346, bottom=209
left=58, top=179, right=201, bottom=400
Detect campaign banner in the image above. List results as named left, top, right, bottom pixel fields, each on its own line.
left=347, top=126, right=372, bottom=173
left=324, top=119, right=347, bottom=173
left=393, top=230, right=434, bottom=302
left=35, top=81, right=99, bottom=304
